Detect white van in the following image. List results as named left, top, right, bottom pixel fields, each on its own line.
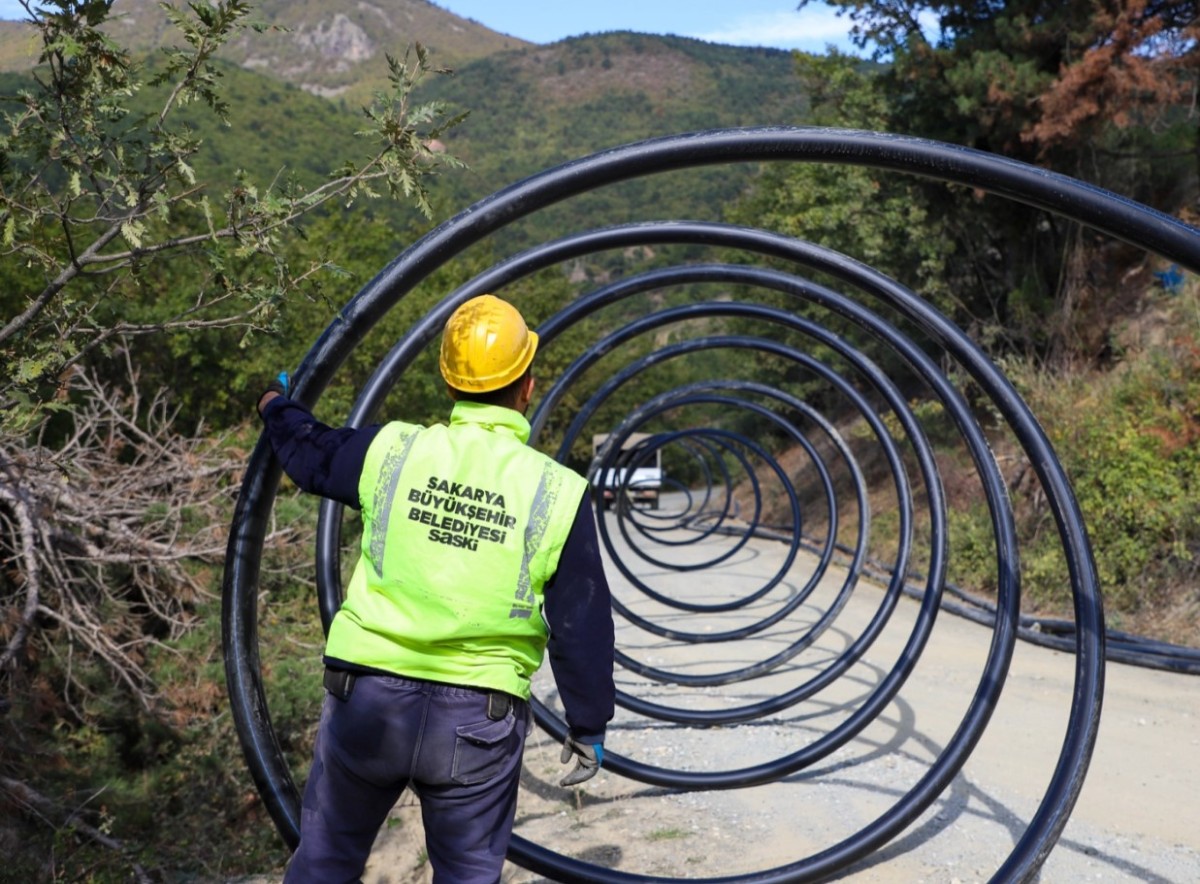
left=590, top=433, right=663, bottom=509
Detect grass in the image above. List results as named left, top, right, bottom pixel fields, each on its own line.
left=646, top=827, right=692, bottom=842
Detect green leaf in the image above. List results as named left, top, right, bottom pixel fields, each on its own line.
left=121, top=219, right=144, bottom=248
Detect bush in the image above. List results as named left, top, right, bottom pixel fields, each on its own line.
left=978, top=286, right=1200, bottom=628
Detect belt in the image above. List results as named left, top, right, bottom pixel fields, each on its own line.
left=323, top=667, right=514, bottom=720
left=323, top=666, right=356, bottom=700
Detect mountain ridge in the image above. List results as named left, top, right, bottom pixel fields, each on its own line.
left=0, top=0, right=534, bottom=100
left=0, top=2, right=808, bottom=250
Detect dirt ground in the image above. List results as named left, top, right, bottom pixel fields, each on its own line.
left=234, top=517, right=1200, bottom=883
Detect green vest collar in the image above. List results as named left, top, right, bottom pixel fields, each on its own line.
left=449, top=400, right=531, bottom=444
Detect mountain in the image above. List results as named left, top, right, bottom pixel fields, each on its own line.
left=0, top=2, right=808, bottom=249
left=419, top=32, right=805, bottom=247
left=0, top=0, right=533, bottom=101
left=427, top=32, right=801, bottom=165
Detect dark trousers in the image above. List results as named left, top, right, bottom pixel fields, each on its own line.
left=283, top=674, right=528, bottom=884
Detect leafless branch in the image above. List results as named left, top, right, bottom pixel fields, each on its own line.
left=0, top=776, right=154, bottom=883
left=0, top=353, right=299, bottom=713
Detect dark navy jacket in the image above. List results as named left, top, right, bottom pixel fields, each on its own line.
left=260, top=396, right=615, bottom=742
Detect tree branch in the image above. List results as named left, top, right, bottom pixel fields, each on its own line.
left=0, top=467, right=42, bottom=674
left=0, top=777, right=154, bottom=884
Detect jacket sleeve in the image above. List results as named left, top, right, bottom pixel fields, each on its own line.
left=259, top=396, right=381, bottom=509
left=542, top=493, right=616, bottom=744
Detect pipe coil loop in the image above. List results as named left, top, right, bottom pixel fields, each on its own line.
left=225, top=127, right=1200, bottom=882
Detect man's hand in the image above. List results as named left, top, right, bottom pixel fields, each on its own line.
left=257, top=371, right=290, bottom=415
left=559, top=736, right=603, bottom=786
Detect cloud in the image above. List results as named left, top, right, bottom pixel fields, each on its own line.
left=687, top=8, right=861, bottom=52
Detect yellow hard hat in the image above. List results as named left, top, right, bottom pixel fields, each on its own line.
left=439, top=295, right=539, bottom=393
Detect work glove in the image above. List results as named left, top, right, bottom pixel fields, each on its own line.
left=258, top=371, right=289, bottom=415
left=266, top=371, right=290, bottom=398
left=559, top=736, right=603, bottom=786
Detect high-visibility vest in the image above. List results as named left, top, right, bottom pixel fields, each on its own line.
left=325, top=401, right=588, bottom=698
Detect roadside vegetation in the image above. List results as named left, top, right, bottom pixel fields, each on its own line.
left=1, top=0, right=1197, bottom=879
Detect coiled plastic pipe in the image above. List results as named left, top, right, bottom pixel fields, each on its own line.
left=221, top=127, right=1200, bottom=882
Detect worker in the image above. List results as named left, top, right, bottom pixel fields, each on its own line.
left=256, top=294, right=616, bottom=884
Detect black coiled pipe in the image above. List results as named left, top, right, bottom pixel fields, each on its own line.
left=218, top=127, right=1185, bottom=882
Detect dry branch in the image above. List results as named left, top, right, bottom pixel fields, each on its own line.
left=0, top=352, right=292, bottom=714
left=0, top=775, right=153, bottom=883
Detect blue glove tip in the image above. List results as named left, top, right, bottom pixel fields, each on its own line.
left=594, top=744, right=604, bottom=767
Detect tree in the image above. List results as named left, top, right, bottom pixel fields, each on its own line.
left=799, top=0, right=1199, bottom=360
left=804, top=0, right=1200, bottom=192
left=0, top=0, right=464, bottom=432
left=0, top=4, right=467, bottom=873
left=1023, top=1, right=1199, bottom=172
left=731, top=52, right=953, bottom=332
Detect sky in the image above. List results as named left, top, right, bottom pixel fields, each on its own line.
left=0, top=0, right=870, bottom=54
left=432, top=1, right=865, bottom=53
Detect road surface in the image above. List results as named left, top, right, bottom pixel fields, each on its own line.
left=244, top=502, right=1200, bottom=883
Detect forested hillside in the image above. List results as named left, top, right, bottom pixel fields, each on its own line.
left=0, top=0, right=532, bottom=98
left=414, top=33, right=811, bottom=265
left=418, top=34, right=805, bottom=215
left=2, top=1, right=1199, bottom=880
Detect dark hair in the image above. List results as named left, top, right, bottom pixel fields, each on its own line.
left=451, top=367, right=531, bottom=408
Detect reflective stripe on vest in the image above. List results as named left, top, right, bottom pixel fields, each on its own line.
left=324, top=401, right=588, bottom=698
